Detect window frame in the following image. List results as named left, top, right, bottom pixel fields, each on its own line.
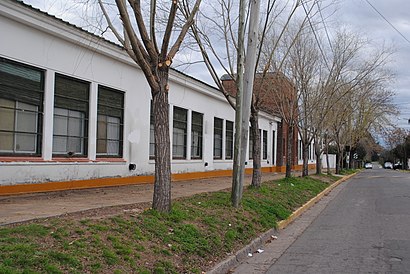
left=213, top=117, right=223, bottom=159
left=172, top=106, right=188, bottom=159
left=263, top=130, right=268, bottom=160
left=249, top=128, right=254, bottom=160
left=272, top=130, right=276, bottom=165
left=0, top=58, right=44, bottom=156
left=191, top=111, right=203, bottom=159
left=96, top=85, right=124, bottom=158
left=52, top=73, right=89, bottom=157
left=149, top=101, right=155, bottom=159
left=225, top=120, right=234, bottom=160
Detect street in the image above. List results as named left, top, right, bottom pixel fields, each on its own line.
left=264, top=167, right=410, bottom=273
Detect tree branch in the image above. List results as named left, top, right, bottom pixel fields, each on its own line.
left=115, top=0, right=159, bottom=90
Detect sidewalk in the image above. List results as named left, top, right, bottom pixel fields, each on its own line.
left=0, top=172, right=289, bottom=226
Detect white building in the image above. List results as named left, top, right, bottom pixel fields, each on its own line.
left=0, top=0, right=282, bottom=194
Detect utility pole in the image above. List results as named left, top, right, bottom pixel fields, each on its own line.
left=231, top=0, right=246, bottom=208
left=231, top=0, right=261, bottom=207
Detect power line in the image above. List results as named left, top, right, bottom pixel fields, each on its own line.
left=363, top=0, right=410, bottom=45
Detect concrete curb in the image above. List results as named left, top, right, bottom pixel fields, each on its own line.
left=207, top=227, right=277, bottom=274
left=207, top=172, right=358, bottom=274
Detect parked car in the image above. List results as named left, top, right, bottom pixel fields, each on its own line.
left=394, top=162, right=403, bottom=170
left=384, top=162, right=393, bottom=169
left=364, top=163, right=373, bottom=169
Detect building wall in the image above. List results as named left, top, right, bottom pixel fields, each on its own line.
left=221, top=73, right=300, bottom=167
left=0, top=1, right=279, bottom=187
left=297, top=135, right=316, bottom=166
left=322, top=154, right=336, bottom=169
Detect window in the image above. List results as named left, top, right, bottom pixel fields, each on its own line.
left=191, top=111, right=203, bottom=159
left=0, top=58, right=44, bottom=155
left=53, top=74, right=89, bottom=156
left=283, top=138, right=286, bottom=159
left=299, top=140, right=303, bottom=160
left=225, top=120, right=234, bottom=160
left=97, top=86, right=124, bottom=157
left=249, top=128, right=253, bottom=160
left=272, top=130, right=276, bottom=165
left=263, top=130, right=268, bottom=160
left=309, top=143, right=315, bottom=160
left=173, top=107, right=187, bottom=159
left=149, top=101, right=155, bottom=159
left=213, top=118, right=223, bottom=159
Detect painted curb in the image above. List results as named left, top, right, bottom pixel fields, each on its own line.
left=207, top=172, right=358, bottom=274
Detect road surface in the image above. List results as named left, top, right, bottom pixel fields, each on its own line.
left=265, top=167, right=410, bottom=273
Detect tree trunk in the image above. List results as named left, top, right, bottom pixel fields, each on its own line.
left=342, top=150, right=347, bottom=169
left=152, top=70, right=172, bottom=213
left=232, top=0, right=261, bottom=207
left=325, top=136, right=331, bottom=175
left=286, top=123, right=294, bottom=178
left=231, top=0, right=246, bottom=208
left=349, top=148, right=355, bottom=169
left=315, top=141, right=321, bottom=175
left=250, top=110, right=261, bottom=187
left=335, top=149, right=342, bottom=174
left=302, top=141, right=309, bottom=177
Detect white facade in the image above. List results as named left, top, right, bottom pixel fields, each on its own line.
left=297, top=136, right=316, bottom=166
left=322, top=154, right=336, bottom=169
left=0, top=0, right=280, bottom=186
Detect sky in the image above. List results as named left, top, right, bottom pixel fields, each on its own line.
left=23, top=0, right=410, bottom=130
left=335, top=0, right=410, bottom=130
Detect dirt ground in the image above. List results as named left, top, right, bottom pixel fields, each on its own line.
left=0, top=172, right=290, bottom=226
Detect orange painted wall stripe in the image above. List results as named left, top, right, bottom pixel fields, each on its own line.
left=0, top=164, right=316, bottom=196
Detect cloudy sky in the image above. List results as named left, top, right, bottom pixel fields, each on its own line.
left=24, top=0, right=410, bottom=129
left=336, top=0, right=410, bottom=129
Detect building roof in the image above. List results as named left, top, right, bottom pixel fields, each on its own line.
left=5, top=0, right=282, bottom=122
left=10, top=0, right=220, bottom=92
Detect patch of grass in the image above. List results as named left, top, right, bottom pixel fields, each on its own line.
left=0, top=223, right=49, bottom=237
left=153, top=260, right=177, bottom=274
left=51, top=227, right=69, bottom=240
left=88, top=223, right=110, bottom=232
left=0, top=175, right=333, bottom=273
left=102, top=248, right=119, bottom=265
left=340, top=169, right=359, bottom=175
left=48, top=251, right=81, bottom=268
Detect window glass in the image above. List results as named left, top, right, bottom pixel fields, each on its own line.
left=53, top=74, right=89, bottom=156
left=0, top=58, right=43, bottom=155
left=272, top=130, right=276, bottom=165
left=213, top=118, right=223, bottom=159
left=263, top=130, right=268, bottom=160
left=173, top=107, right=187, bottom=159
left=149, top=101, right=155, bottom=158
left=97, top=86, right=124, bottom=157
left=191, top=111, right=203, bottom=159
left=249, top=128, right=253, bottom=160
left=225, top=121, right=234, bottom=160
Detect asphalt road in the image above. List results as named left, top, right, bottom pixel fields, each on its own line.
left=265, top=167, right=410, bottom=273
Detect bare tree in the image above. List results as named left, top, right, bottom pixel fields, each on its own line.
left=262, top=2, right=322, bottom=178
left=280, top=21, right=321, bottom=177
left=296, top=26, right=397, bottom=174
left=191, top=0, right=314, bottom=195
left=98, top=0, right=201, bottom=212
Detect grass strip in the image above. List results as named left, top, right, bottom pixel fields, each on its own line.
left=0, top=175, right=336, bottom=273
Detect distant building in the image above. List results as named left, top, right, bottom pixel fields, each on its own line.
left=221, top=72, right=316, bottom=171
